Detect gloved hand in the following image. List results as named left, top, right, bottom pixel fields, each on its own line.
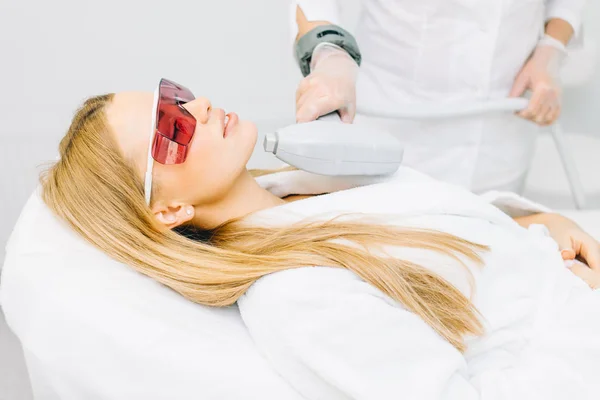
left=296, top=43, right=359, bottom=123
left=510, top=34, right=567, bottom=126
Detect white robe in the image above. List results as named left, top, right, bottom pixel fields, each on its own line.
left=239, top=168, right=600, bottom=400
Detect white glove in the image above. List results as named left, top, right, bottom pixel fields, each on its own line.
left=295, top=43, right=359, bottom=123
left=510, top=34, right=567, bottom=126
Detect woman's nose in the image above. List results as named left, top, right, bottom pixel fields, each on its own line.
left=183, top=97, right=212, bottom=124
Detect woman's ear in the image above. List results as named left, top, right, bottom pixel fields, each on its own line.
left=152, top=203, right=195, bottom=229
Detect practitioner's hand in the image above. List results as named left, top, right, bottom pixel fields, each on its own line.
left=510, top=35, right=566, bottom=126
left=296, top=44, right=359, bottom=124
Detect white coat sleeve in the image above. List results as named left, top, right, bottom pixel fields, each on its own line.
left=545, top=0, right=587, bottom=37
left=239, top=267, right=479, bottom=400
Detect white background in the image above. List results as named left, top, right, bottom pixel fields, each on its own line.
left=0, top=1, right=599, bottom=399
left=0, top=0, right=299, bottom=266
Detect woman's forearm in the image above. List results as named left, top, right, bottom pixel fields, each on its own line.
left=545, top=18, right=574, bottom=45
left=513, top=213, right=554, bottom=229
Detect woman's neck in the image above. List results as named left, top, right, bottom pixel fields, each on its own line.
left=190, top=170, right=287, bottom=229
left=283, top=194, right=315, bottom=202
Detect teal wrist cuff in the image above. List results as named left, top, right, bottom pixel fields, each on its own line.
left=294, top=24, right=362, bottom=77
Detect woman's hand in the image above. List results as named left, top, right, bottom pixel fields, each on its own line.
left=544, top=214, right=600, bottom=289
left=515, top=213, right=600, bottom=289
left=509, top=35, right=566, bottom=126
left=539, top=214, right=600, bottom=270
left=568, top=260, right=600, bottom=290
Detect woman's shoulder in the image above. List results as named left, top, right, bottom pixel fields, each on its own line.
left=241, top=267, right=359, bottom=304
left=255, top=166, right=436, bottom=198
left=249, top=166, right=450, bottom=224
left=238, top=267, right=391, bottom=320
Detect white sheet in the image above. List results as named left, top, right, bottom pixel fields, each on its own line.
left=241, top=168, right=600, bottom=400
left=2, top=167, right=598, bottom=400
left=0, top=189, right=304, bottom=400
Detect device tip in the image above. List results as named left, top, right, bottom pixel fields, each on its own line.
left=263, top=133, right=278, bottom=153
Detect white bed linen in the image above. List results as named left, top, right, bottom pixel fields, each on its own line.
left=2, top=167, right=598, bottom=400
left=0, top=189, right=304, bottom=400
left=240, top=167, right=600, bottom=400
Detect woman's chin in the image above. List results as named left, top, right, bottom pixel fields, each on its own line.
left=242, top=121, right=259, bottom=150
left=242, top=120, right=258, bottom=142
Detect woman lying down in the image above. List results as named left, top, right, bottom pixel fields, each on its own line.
left=43, top=79, right=600, bottom=400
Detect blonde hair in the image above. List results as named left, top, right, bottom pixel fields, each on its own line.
left=42, top=94, right=487, bottom=351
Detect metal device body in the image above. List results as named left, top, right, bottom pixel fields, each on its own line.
left=264, top=113, right=403, bottom=176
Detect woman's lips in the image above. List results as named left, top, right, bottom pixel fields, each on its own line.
left=223, top=112, right=238, bottom=138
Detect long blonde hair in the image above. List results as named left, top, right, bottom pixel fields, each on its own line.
left=42, top=94, right=487, bottom=351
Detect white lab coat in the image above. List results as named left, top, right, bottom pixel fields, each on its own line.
left=292, top=0, right=586, bottom=193
left=240, top=167, right=600, bottom=400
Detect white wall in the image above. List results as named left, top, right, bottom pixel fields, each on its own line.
left=0, top=0, right=303, bottom=265
left=562, top=2, right=600, bottom=132
left=1, top=0, right=599, bottom=266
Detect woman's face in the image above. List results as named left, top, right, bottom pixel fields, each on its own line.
left=106, top=91, right=258, bottom=214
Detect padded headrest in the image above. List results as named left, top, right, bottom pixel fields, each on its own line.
left=1, top=188, right=301, bottom=399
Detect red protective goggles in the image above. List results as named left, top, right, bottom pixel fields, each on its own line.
left=150, top=78, right=197, bottom=165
